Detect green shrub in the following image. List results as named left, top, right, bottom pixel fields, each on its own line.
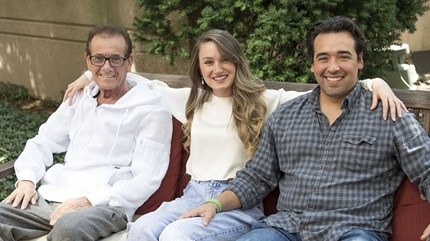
left=134, top=0, right=429, bottom=82
left=0, top=81, right=32, bottom=102
left=0, top=82, right=63, bottom=200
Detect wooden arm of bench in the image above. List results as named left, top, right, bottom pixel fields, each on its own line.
left=0, top=160, right=16, bottom=179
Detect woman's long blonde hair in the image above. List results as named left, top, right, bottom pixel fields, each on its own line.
left=182, top=29, right=267, bottom=157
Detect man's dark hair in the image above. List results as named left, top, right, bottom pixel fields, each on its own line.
left=306, top=16, right=366, bottom=62
left=85, top=24, right=132, bottom=57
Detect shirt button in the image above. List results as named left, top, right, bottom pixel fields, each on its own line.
left=312, top=187, right=317, bottom=193
left=325, top=141, right=330, bottom=146
left=300, top=224, right=306, bottom=230
left=319, top=164, right=324, bottom=169
left=307, top=208, right=314, bottom=212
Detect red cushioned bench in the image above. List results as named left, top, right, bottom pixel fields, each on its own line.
left=2, top=72, right=430, bottom=241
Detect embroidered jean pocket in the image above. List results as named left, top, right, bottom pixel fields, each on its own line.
left=339, top=135, right=376, bottom=171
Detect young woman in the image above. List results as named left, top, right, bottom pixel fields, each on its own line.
left=65, top=29, right=405, bottom=241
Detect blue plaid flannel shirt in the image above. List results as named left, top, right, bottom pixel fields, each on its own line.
left=228, top=82, right=430, bottom=241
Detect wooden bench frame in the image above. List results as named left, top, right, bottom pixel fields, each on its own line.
left=1, top=73, right=430, bottom=241
left=128, top=72, right=430, bottom=134
left=0, top=80, right=423, bottom=179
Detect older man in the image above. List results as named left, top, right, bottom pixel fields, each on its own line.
left=0, top=24, right=172, bottom=240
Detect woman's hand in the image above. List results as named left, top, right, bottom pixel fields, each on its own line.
left=370, top=78, right=407, bottom=121
left=63, top=72, right=91, bottom=105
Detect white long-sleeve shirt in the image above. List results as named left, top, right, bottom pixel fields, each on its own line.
left=14, top=78, right=172, bottom=220
left=145, top=82, right=304, bottom=180
left=88, top=71, right=372, bottom=181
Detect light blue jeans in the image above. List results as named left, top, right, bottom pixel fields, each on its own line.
left=340, top=228, right=388, bottom=241
left=127, top=179, right=265, bottom=241
left=236, top=222, right=388, bottom=241
left=236, top=222, right=301, bottom=241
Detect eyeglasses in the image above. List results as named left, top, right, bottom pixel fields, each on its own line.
left=89, top=55, right=129, bottom=67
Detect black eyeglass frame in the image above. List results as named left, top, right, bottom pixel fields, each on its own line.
left=89, top=55, right=129, bottom=67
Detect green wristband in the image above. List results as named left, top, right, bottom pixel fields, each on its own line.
left=205, top=199, right=222, bottom=213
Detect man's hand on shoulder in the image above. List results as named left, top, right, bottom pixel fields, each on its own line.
left=2, top=180, right=38, bottom=209
left=50, top=196, right=92, bottom=225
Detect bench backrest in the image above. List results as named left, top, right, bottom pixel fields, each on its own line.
left=1, top=73, right=430, bottom=241
left=141, top=72, right=430, bottom=134
left=136, top=73, right=430, bottom=241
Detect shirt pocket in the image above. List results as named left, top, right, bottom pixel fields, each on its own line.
left=339, top=135, right=376, bottom=171
left=132, top=137, right=167, bottom=176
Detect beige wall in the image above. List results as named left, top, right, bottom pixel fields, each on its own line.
left=0, top=0, right=187, bottom=101
left=0, top=1, right=428, bottom=100
left=401, top=5, right=430, bottom=52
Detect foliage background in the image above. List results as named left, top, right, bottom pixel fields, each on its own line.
left=134, top=0, right=429, bottom=82
left=0, top=82, right=63, bottom=200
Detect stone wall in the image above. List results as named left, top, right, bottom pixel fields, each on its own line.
left=0, top=0, right=188, bottom=101
left=0, top=0, right=428, bottom=100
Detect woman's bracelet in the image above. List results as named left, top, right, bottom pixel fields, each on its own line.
left=205, top=198, right=222, bottom=213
